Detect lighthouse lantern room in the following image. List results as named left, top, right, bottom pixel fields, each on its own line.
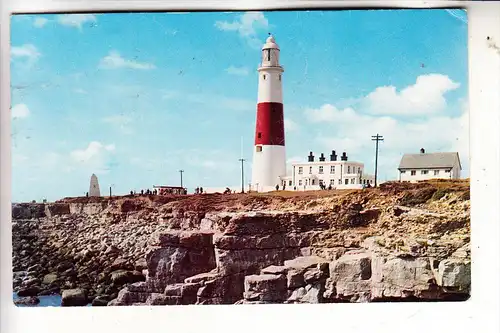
left=251, top=35, right=286, bottom=192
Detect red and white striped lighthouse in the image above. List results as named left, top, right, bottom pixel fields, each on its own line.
left=251, top=35, right=286, bottom=192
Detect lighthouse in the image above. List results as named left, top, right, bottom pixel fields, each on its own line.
left=251, top=35, right=286, bottom=192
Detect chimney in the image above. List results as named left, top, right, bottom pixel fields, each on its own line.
left=308, top=151, right=315, bottom=162
left=341, top=152, right=348, bottom=161
left=330, top=150, right=337, bottom=161
left=420, top=148, right=425, bottom=154
left=319, top=153, right=326, bottom=162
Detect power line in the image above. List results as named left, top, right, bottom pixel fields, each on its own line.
left=238, top=159, right=246, bottom=193
left=371, top=134, right=384, bottom=187
left=179, top=170, right=184, bottom=188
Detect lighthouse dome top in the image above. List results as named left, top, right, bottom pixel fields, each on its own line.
left=262, top=34, right=279, bottom=50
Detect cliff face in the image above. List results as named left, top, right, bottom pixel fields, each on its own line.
left=11, top=180, right=471, bottom=306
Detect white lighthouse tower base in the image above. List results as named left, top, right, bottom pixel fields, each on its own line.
left=252, top=145, right=286, bottom=192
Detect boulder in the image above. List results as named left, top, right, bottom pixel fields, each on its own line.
left=110, top=270, right=145, bottom=286
left=287, top=283, right=324, bottom=304
left=437, top=259, right=471, bottom=290
left=61, top=288, right=87, bottom=306
left=329, top=250, right=372, bottom=299
left=92, top=295, right=109, bottom=306
left=14, top=296, right=40, bottom=306
left=244, top=274, right=287, bottom=302
left=42, top=273, right=58, bottom=285
left=371, top=256, right=434, bottom=299
left=146, top=293, right=180, bottom=305
left=146, top=231, right=216, bottom=291
left=261, top=265, right=288, bottom=275
left=17, top=286, right=41, bottom=297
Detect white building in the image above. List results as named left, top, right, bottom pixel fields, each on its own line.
left=280, top=151, right=375, bottom=191
left=398, top=148, right=462, bottom=182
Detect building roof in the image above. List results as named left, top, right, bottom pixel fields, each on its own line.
left=398, top=152, right=461, bottom=170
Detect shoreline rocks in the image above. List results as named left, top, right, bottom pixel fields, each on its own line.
left=11, top=182, right=471, bottom=305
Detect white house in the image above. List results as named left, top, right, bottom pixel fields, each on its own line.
left=398, top=148, right=462, bottom=182
left=279, top=151, right=375, bottom=191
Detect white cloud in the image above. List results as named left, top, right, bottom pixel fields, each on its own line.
left=99, top=51, right=156, bottom=70
left=70, top=141, right=115, bottom=163
left=284, top=118, right=299, bottom=132
left=57, top=14, right=96, bottom=30
left=11, top=104, right=30, bottom=119
left=225, top=66, right=249, bottom=76
left=215, top=12, right=270, bottom=48
left=33, top=17, right=49, bottom=28
left=11, top=44, right=41, bottom=62
left=363, top=74, right=460, bottom=115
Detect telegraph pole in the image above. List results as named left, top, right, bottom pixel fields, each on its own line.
left=371, top=134, right=384, bottom=187
left=179, top=170, right=184, bottom=188
left=238, top=158, right=246, bottom=193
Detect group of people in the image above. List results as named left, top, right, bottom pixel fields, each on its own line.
left=126, top=187, right=188, bottom=196
left=129, top=189, right=158, bottom=196
left=194, top=187, right=204, bottom=194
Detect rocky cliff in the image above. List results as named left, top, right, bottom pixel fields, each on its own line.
left=11, top=180, right=471, bottom=306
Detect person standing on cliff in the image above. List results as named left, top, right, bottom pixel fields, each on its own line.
left=275, top=184, right=279, bottom=191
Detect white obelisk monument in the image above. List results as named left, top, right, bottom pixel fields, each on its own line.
left=89, top=174, right=101, bottom=197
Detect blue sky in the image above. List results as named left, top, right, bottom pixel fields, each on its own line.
left=10, top=9, right=469, bottom=202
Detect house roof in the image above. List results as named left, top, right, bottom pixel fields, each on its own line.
left=398, top=152, right=461, bottom=170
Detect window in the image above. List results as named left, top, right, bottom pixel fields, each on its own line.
left=257, top=132, right=262, bottom=139
left=279, top=74, right=282, bottom=81
left=263, top=74, right=267, bottom=80
left=345, top=179, right=349, bottom=185
left=298, top=180, right=302, bottom=186
left=256, top=146, right=262, bottom=152
left=288, top=180, right=292, bottom=186
left=421, top=170, right=428, bottom=175
left=358, top=167, right=361, bottom=174
left=319, top=166, right=324, bottom=174
left=445, top=169, right=451, bottom=173
left=347, top=166, right=351, bottom=174
left=338, top=179, right=341, bottom=185
left=401, top=170, right=406, bottom=174
left=351, top=178, right=355, bottom=184
left=312, top=179, right=316, bottom=185
left=434, top=170, right=439, bottom=176
left=309, top=166, right=312, bottom=174
left=330, top=179, right=335, bottom=185
left=330, top=165, right=335, bottom=174
left=267, top=49, right=271, bottom=61
left=411, top=170, right=416, bottom=176
left=298, top=167, right=303, bottom=175
left=305, top=179, right=308, bottom=185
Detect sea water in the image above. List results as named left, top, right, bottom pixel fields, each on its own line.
left=12, top=293, right=92, bottom=307
left=13, top=293, right=62, bottom=307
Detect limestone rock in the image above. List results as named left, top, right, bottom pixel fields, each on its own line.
left=437, top=259, right=471, bottom=290
left=14, top=296, right=40, bottom=306
left=61, top=288, right=87, bottom=306
left=244, top=274, right=287, bottom=302
left=42, top=273, right=58, bottom=285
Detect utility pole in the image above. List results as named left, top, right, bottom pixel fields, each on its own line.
left=179, top=170, right=184, bottom=188
left=371, top=134, right=384, bottom=187
left=239, top=158, right=246, bottom=193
